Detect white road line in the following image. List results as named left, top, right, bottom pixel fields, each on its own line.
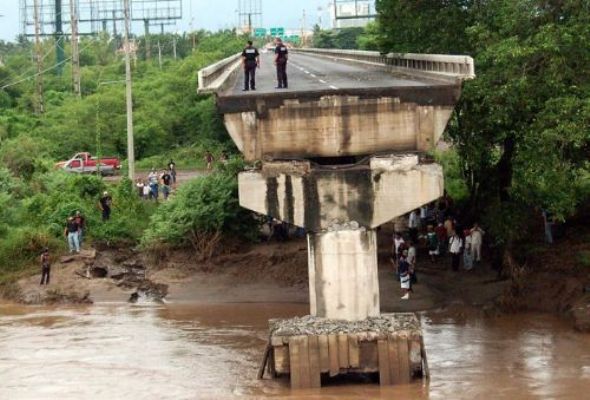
left=310, top=74, right=317, bottom=78
left=329, top=85, right=338, bottom=90
left=319, top=79, right=327, bottom=84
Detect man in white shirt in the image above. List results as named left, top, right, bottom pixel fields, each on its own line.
left=470, top=223, right=485, bottom=263
left=448, top=231, right=463, bottom=271
left=420, top=206, right=428, bottom=228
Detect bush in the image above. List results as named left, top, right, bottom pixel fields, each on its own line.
left=0, top=226, right=63, bottom=283
left=141, top=161, right=258, bottom=259
left=0, top=136, right=50, bottom=180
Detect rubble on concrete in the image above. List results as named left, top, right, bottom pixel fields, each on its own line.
left=269, top=313, right=421, bottom=337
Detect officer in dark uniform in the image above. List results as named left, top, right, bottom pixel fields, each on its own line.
left=241, top=40, right=260, bottom=91
left=274, top=37, right=289, bottom=89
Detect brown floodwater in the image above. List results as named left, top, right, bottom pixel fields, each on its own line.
left=1, top=303, right=589, bottom=400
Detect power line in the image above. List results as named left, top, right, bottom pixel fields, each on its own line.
left=0, top=40, right=95, bottom=90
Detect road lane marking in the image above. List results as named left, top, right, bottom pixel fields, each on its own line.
left=329, top=85, right=338, bottom=90
left=319, top=79, right=327, bottom=84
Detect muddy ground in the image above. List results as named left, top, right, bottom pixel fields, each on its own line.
left=5, top=224, right=508, bottom=313
left=4, top=219, right=588, bottom=331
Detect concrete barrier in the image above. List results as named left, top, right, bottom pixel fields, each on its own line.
left=197, top=52, right=242, bottom=94
left=293, top=48, right=475, bottom=82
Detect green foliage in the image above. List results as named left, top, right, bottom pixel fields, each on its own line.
left=0, top=136, right=50, bottom=180
left=375, top=0, right=590, bottom=244
left=141, top=162, right=258, bottom=253
left=0, top=31, right=249, bottom=282
left=433, top=149, right=469, bottom=204
left=374, top=0, right=474, bottom=54
left=0, top=32, right=242, bottom=164
left=0, top=227, right=62, bottom=283
left=311, top=26, right=365, bottom=49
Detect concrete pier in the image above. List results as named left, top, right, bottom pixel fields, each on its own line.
left=308, top=229, right=380, bottom=321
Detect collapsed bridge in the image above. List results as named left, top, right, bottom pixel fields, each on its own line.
left=198, top=47, right=474, bottom=387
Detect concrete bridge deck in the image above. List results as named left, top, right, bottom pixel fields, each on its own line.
left=199, top=48, right=474, bottom=161
left=224, top=52, right=434, bottom=96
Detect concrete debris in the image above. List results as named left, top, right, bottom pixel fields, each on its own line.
left=269, top=313, right=421, bottom=337
left=129, top=280, right=168, bottom=304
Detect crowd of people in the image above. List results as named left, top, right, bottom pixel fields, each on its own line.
left=135, top=160, right=176, bottom=201
left=391, top=194, right=485, bottom=300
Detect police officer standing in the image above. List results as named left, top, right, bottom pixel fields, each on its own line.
left=242, top=40, right=260, bottom=91
left=274, top=37, right=288, bottom=89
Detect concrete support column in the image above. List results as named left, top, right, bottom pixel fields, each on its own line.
left=308, top=228, right=380, bottom=321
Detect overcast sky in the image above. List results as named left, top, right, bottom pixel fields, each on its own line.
left=0, top=0, right=334, bottom=42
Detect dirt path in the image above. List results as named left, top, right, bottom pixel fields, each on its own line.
left=103, top=169, right=208, bottom=185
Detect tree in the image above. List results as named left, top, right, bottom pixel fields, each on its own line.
left=375, top=0, right=590, bottom=248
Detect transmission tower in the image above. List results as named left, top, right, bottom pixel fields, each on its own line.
left=237, top=0, right=262, bottom=35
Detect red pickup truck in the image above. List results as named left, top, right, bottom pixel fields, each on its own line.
left=55, top=152, right=121, bottom=175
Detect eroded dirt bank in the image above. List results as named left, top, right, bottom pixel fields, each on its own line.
left=2, top=221, right=588, bottom=331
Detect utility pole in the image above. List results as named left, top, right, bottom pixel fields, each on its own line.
left=123, top=0, right=135, bottom=181
left=112, top=11, right=118, bottom=37
left=172, top=36, right=177, bottom=60
left=33, top=0, right=44, bottom=114
left=70, top=0, right=81, bottom=97
left=157, top=40, right=162, bottom=69
left=144, top=19, right=151, bottom=60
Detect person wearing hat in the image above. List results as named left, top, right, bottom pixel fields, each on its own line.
left=40, top=248, right=51, bottom=285
left=99, top=191, right=112, bottom=221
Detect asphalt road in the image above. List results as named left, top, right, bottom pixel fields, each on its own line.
left=226, top=51, right=433, bottom=96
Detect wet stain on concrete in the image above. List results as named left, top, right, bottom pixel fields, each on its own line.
left=265, top=177, right=280, bottom=219
left=302, top=175, right=321, bottom=232
left=283, top=175, right=295, bottom=223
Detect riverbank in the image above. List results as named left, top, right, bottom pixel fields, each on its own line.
left=0, top=225, right=508, bottom=313
left=2, top=220, right=587, bottom=331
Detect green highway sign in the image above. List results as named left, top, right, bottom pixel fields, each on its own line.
left=253, top=28, right=267, bottom=37
left=269, top=27, right=285, bottom=37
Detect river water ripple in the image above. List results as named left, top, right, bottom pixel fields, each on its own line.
left=1, top=303, right=589, bottom=400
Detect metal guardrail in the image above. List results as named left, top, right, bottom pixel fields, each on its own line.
left=197, top=53, right=242, bottom=94
left=293, top=48, right=475, bottom=81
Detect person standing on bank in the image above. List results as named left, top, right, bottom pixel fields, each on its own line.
left=99, top=191, right=112, bottom=221
left=274, top=37, right=288, bottom=89
left=241, top=40, right=260, bottom=91
left=448, top=230, right=463, bottom=271
left=64, top=217, right=80, bottom=254
left=40, top=248, right=50, bottom=286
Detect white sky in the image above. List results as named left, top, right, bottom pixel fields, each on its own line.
left=0, top=0, right=335, bottom=42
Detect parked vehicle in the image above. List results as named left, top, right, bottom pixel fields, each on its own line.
left=55, top=152, right=120, bottom=176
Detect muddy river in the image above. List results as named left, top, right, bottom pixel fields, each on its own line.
left=1, top=303, right=589, bottom=400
